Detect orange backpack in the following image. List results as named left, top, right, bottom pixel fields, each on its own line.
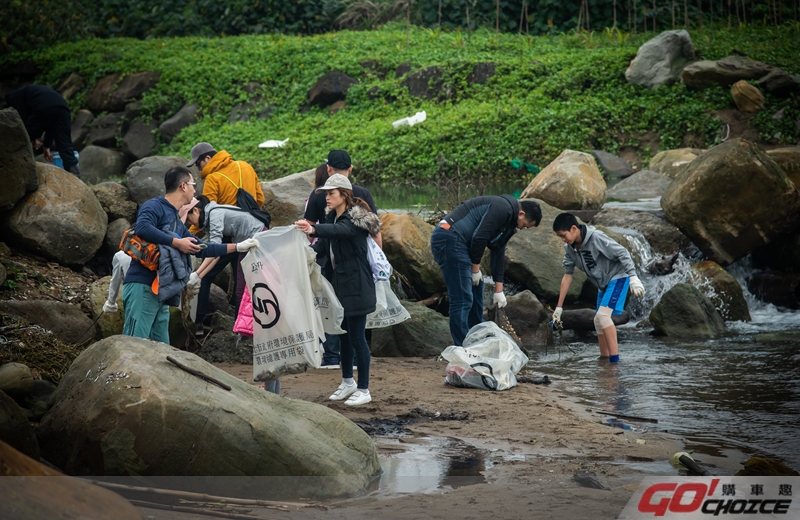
left=119, top=228, right=160, bottom=271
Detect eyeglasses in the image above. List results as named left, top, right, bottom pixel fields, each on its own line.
left=184, top=181, right=196, bottom=186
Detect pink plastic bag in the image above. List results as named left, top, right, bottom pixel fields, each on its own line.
left=233, top=287, right=253, bottom=337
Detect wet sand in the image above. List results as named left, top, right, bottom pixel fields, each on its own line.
left=135, top=357, right=683, bottom=520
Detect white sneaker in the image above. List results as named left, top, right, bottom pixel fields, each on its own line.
left=344, top=390, right=372, bottom=406
left=329, top=382, right=357, bottom=401
left=319, top=362, right=340, bottom=370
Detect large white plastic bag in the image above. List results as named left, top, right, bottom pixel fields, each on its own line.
left=241, top=227, right=324, bottom=382
left=441, top=322, right=529, bottom=391
left=307, top=248, right=346, bottom=335
left=367, top=237, right=392, bottom=282
left=366, top=280, right=411, bottom=329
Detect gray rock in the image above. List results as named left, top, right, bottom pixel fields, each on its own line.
left=308, top=70, right=358, bottom=108
left=260, top=168, right=316, bottom=227
left=757, top=68, right=799, bottom=96
left=58, top=72, right=84, bottom=100
left=681, top=55, right=773, bottom=89
left=120, top=119, right=158, bottom=159
left=0, top=389, right=40, bottom=460
left=521, top=150, right=607, bottom=210
left=591, top=208, right=691, bottom=255
left=79, top=145, right=131, bottom=184
left=208, top=284, right=233, bottom=316
left=87, top=112, right=125, bottom=148
left=87, top=71, right=160, bottom=113
left=650, top=283, right=725, bottom=337
left=371, top=301, right=452, bottom=356
left=126, top=156, right=189, bottom=204
left=0, top=108, right=38, bottom=211
left=468, top=62, right=496, bottom=85
left=690, top=260, right=751, bottom=322
left=661, top=139, right=800, bottom=266
left=229, top=99, right=272, bottom=123
left=380, top=212, right=445, bottom=297
left=87, top=73, right=121, bottom=113
left=606, top=170, right=672, bottom=201
left=395, top=62, right=412, bottom=78
left=70, top=109, right=94, bottom=151
left=91, top=181, right=138, bottom=222
left=0, top=363, right=34, bottom=399
left=89, top=275, right=125, bottom=340
left=104, top=218, right=130, bottom=256
left=625, top=30, right=695, bottom=89
left=503, top=290, right=553, bottom=349
left=38, top=336, right=381, bottom=497
left=2, top=163, right=107, bottom=265
left=502, top=198, right=589, bottom=303
left=767, top=147, right=800, bottom=188
left=0, top=262, right=6, bottom=287
left=403, top=66, right=445, bottom=99
left=159, top=104, right=197, bottom=143
left=648, top=148, right=703, bottom=179
left=0, top=300, right=94, bottom=344
left=591, top=150, right=635, bottom=181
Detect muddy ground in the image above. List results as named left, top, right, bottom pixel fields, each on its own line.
left=132, top=357, right=684, bottom=520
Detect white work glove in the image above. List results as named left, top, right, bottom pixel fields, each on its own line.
left=236, top=238, right=259, bottom=252
left=471, top=270, right=482, bottom=286
left=102, top=300, right=118, bottom=313
left=492, top=291, right=507, bottom=309
left=552, top=306, right=563, bottom=322
left=629, top=276, right=646, bottom=298
left=186, top=272, right=201, bottom=297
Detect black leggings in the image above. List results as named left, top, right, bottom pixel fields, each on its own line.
left=339, top=314, right=370, bottom=390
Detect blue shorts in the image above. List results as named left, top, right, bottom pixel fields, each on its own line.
left=596, top=277, right=629, bottom=315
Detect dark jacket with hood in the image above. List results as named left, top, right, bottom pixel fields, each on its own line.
left=441, top=194, right=520, bottom=283
left=311, top=205, right=381, bottom=317
left=124, top=197, right=228, bottom=304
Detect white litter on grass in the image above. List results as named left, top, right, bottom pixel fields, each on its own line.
left=258, top=138, right=289, bottom=148
left=392, top=110, right=426, bottom=128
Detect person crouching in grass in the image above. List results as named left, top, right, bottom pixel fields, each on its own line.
left=551, top=213, right=645, bottom=363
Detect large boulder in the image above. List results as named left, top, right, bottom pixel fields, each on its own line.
left=379, top=212, right=445, bottom=297
left=591, top=208, right=691, bottom=255
left=0, top=300, right=94, bottom=344
left=58, top=72, right=85, bottom=100
left=501, top=198, right=589, bottom=303
left=681, top=56, right=774, bottom=89
left=649, top=283, right=726, bottom=338
left=751, top=229, right=800, bottom=273
left=767, top=147, right=800, bottom=187
left=606, top=170, right=672, bottom=201
left=0, top=441, right=144, bottom=520
left=648, top=148, right=702, bottom=179
left=260, top=168, right=315, bottom=227
left=731, top=80, right=765, bottom=113
left=0, top=390, right=39, bottom=460
left=159, top=104, right=198, bottom=143
left=91, top=181, right=138, bottom=223
left=308, top=70, right=358, bottom=108
left=87, top=71, right=160, bottom=113
left=503, top=290, right=553, bottom=349
left=591, top=150, right=635, bottom=181
left=757, top=69, right=799, bottom=96
left=86, top=112, right=126, bottom=148
left=0, top=363, right=34, bottom=399
left=126, top=156, right=188, bottom=204
left=37, top=336, right=381, bottom=498
left=79, top=145, right=131, bottom=184
left=371, top=301, right=452, bottom=356
left=120, top=119, right=158, bottom=159
left=690, top=260, right=751, bottom=322
left=661, top=139, right=800, bottom=266
left=70, top=109, right=94, bottom=151
left=0, top=108, right=38, bottom=211
left=402, top=66, right=446, bottom=99
left=625, top=30, right=695, bottom=89
left=103, top=218, right=130, bottom=256
left=2, top=163, right=107, bottom=265
left=520, top=150, right=607, bottom=210
left=89, top=276, right=124, bottom=339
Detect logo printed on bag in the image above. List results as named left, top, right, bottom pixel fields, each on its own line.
left=252, top=283, right=281, bottom=329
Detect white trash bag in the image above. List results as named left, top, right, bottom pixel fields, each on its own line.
left=307, top=247, right=346, bottom=335
left=366, top=280, right=411, bottom=329
left=241, top=227, right=326, bottom=382
left=442, top=322, right=529, bottom=391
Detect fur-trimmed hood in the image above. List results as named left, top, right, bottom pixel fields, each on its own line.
left=325, top=204, right=381, bottom=237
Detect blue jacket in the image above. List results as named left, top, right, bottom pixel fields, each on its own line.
left=124, top=197, right=228, bottom=292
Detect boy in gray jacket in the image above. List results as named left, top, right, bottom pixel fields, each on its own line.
left=551, top=213, right=645, bottom=362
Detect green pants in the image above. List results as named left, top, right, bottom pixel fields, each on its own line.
left=122, top=282, right=170, bottom=344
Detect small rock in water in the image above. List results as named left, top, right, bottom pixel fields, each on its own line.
left=646, top=253, right=679, bottom=275
left=573, top=471, right=606, bottom=489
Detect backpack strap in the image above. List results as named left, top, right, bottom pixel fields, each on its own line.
left=212, top=161, right=244, bottom=189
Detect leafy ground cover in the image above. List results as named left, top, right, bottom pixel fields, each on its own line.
left=5, top=24, right=799, bottom=182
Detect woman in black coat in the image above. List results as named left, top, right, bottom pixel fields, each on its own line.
left=295, top=174, right=381, bottom=406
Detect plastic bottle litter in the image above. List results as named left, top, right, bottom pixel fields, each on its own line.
left=258, top=139, right=289, bottom=148
left=392, top=111, right=426, bottom=128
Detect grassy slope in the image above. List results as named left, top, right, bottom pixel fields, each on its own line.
left=8, top=24, right=800, bottom=182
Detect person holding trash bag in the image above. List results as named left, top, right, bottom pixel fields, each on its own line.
left=121, top=166, right=258, bottom=344
left=294, top=174, right=381, bottom=406
left=552, top=212, right=645, bottom=363
left=183, top=195, right=268, bottom=337
left=431, top=196, right=542, bottom=346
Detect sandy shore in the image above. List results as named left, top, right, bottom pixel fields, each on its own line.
left=135, top=357, right=683, bottom=520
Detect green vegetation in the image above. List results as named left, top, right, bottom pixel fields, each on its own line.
left=5, top=24, right=799, bottom=182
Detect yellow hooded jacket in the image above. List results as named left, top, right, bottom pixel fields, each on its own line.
left=200, top=150, right=265, bottom=207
